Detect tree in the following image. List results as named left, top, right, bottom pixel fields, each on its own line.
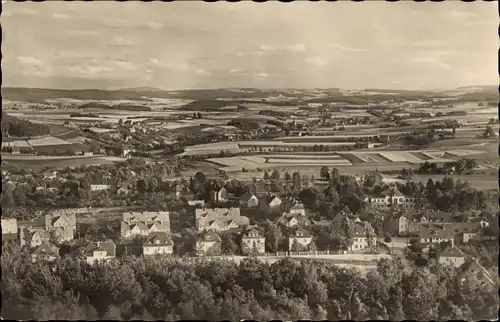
left=320, top=166, right=330, bottom=181
left=284, top=172, right=292, bottom=181
left=292, top=172, right=302, bottom=191
left=263, top=171, right=270, bottom=181
left=270, top=170, right=280, bottom=181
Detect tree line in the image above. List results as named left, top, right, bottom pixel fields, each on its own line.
left=1, top=242, right=497, bottom=321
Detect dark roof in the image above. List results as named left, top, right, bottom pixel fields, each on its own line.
left=31, top=241, right=59, bottom=256
left=86, top=241, right=116, bottom=257
left=243, top=228, right=263, bottom=239
left=440, top=246, right=464, bottom=258
left=198, top=230, right=222, bottom=242
left=419, top=223, right=454, bottom=239
left=143, top=231, right=174, bottom=246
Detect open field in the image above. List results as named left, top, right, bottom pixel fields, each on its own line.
left=1, top=155, right=126, bottom=171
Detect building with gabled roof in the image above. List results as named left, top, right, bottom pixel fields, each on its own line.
left=241, top=227, right=265, bottom=255
left=142, top=231, right=174, bottom=256
left=349, top=221, right=377, bottom=252
left=288, top=202, right=306, bottom=216
left=120, top=211, right=170, bottom=239
left=195, top=207, right=249, bottom=232
left=288, top=228, right=313, bottom=251
left=196, top=230, right=222, bottom=256
left=260, top=194, right=283, bottom=213
left=239, top=192, right=260, bottom=208
left=439, top=245, right=465, bottom=268
left=419, top=223, right=454, bottom=246
left=210, top=186, right=229, bottom=203
left=30, top=241, right=60, bottom=263
left=85, top=240, right=116, bottom=265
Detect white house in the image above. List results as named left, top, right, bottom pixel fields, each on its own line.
left=349, top=221, right=377, bottom=252
left=1, top=218, right=18, bottom=235
left=439, top=246, right=465, bottom=268
left=142, top=232, right=174, bottom=256
left=239, top=192, right=260, bottom=208
left=288, top=228, right=313, bottom=251
left=85, top=240, right=116, bottom=265
left=288, top=202, right=306, bottom=216
left=241, top=228, right=266, bottom=255
left=196, top=230, right=222, bottom=256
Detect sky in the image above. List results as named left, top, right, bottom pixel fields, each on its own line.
left=1, top=1, right=498, bottom=90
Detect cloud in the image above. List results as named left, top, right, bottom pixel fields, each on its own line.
left=113, top=36, right=134, bottom=46
left=254, top=73, right=268, bottom=78
left=305, top=57, right=327, bottom=67
left=112, top=60, right=138, bottom=70
left=285, top=44, right=306, bottom=52
left=17, top=56, right=44, bottom=66
left=260, top=44, right=275, bottom=51
left=146, top=21, right=163, bottom=30
left=150, top=58, right=191, bottom=71
left=230, top=69, right=244, bottom=73
left=67, top=65, right=114, bottom=77
left=52, top=13, right=70, bottom=19
left=329, top=43, right=366, bottom=52
left=412, top=56, right=451, bottom=70
left=236, top=52, right=245, bottom=57
left=195, top=68, right=210, bottom=76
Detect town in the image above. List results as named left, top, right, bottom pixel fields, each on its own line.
left=1, top=1, right=498, bottom=321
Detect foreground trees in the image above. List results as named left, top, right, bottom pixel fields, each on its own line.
left=1, top=243, right=497, bottom=321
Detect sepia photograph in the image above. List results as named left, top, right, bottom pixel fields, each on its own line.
left=1, top=0, right=499, bottom=320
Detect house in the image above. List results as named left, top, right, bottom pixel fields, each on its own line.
left=260, top=194, right=283, bottom=213
left=241, top=228, right=266, bottom=255
left=439, top=245, right=465, bottom=268
left=30, top=241, right=60, bottom=263
left=20, top=227, right=50, bottom=248
left=195, top=207, right=249, bottom=232
left=196, top=230, right=222, bottom=256
left=349, top=221, right=377, bottom=252
left=277, top=212, right=311, bottom=228
left=288, top=228, right=313, bottom=251
left=239, top=192, right=260, bottom=208
left=1, top=218, right=18, bottom=235
left=90, top=184, right=111, bottom=192
left=452, top=222, right=482, bottom=244
left=459, top=259, right=496, bottom=289
left=288, top=202, right=306, bottom=216
left=85, top=240, right=116, bottom=265
left=210, top=187, right=229, bottom=203
left=419, top=223, right=454, bottom=246
left=365, top=187, right=415, bottom=210
left=142, top=232, right=174, bottom=256
left=120, top=211, right=170, bottom=238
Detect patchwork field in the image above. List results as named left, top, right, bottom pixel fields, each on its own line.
left=206, top=148, right=490, bottom=175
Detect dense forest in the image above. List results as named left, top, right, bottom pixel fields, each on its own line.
left=1, top=113, right=51, bottom=138
left=1, top=242, right=497, bottom=321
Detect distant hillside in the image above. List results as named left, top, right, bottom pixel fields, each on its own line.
left=78, top=102, right=151, bottom=111
left=117, top=87, right=165, bottom=92
left=1, top=113, right=51, bottom=138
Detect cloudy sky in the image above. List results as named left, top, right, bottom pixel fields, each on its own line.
left=2, top=1, right=498, bottom=90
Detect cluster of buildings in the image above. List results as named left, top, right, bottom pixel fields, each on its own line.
left=365, top=187, right=416, bottom=210
left=385, top=210, right=488, bottom=244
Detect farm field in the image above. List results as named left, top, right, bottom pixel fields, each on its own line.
left=1, top=156, right=125, bottom=171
